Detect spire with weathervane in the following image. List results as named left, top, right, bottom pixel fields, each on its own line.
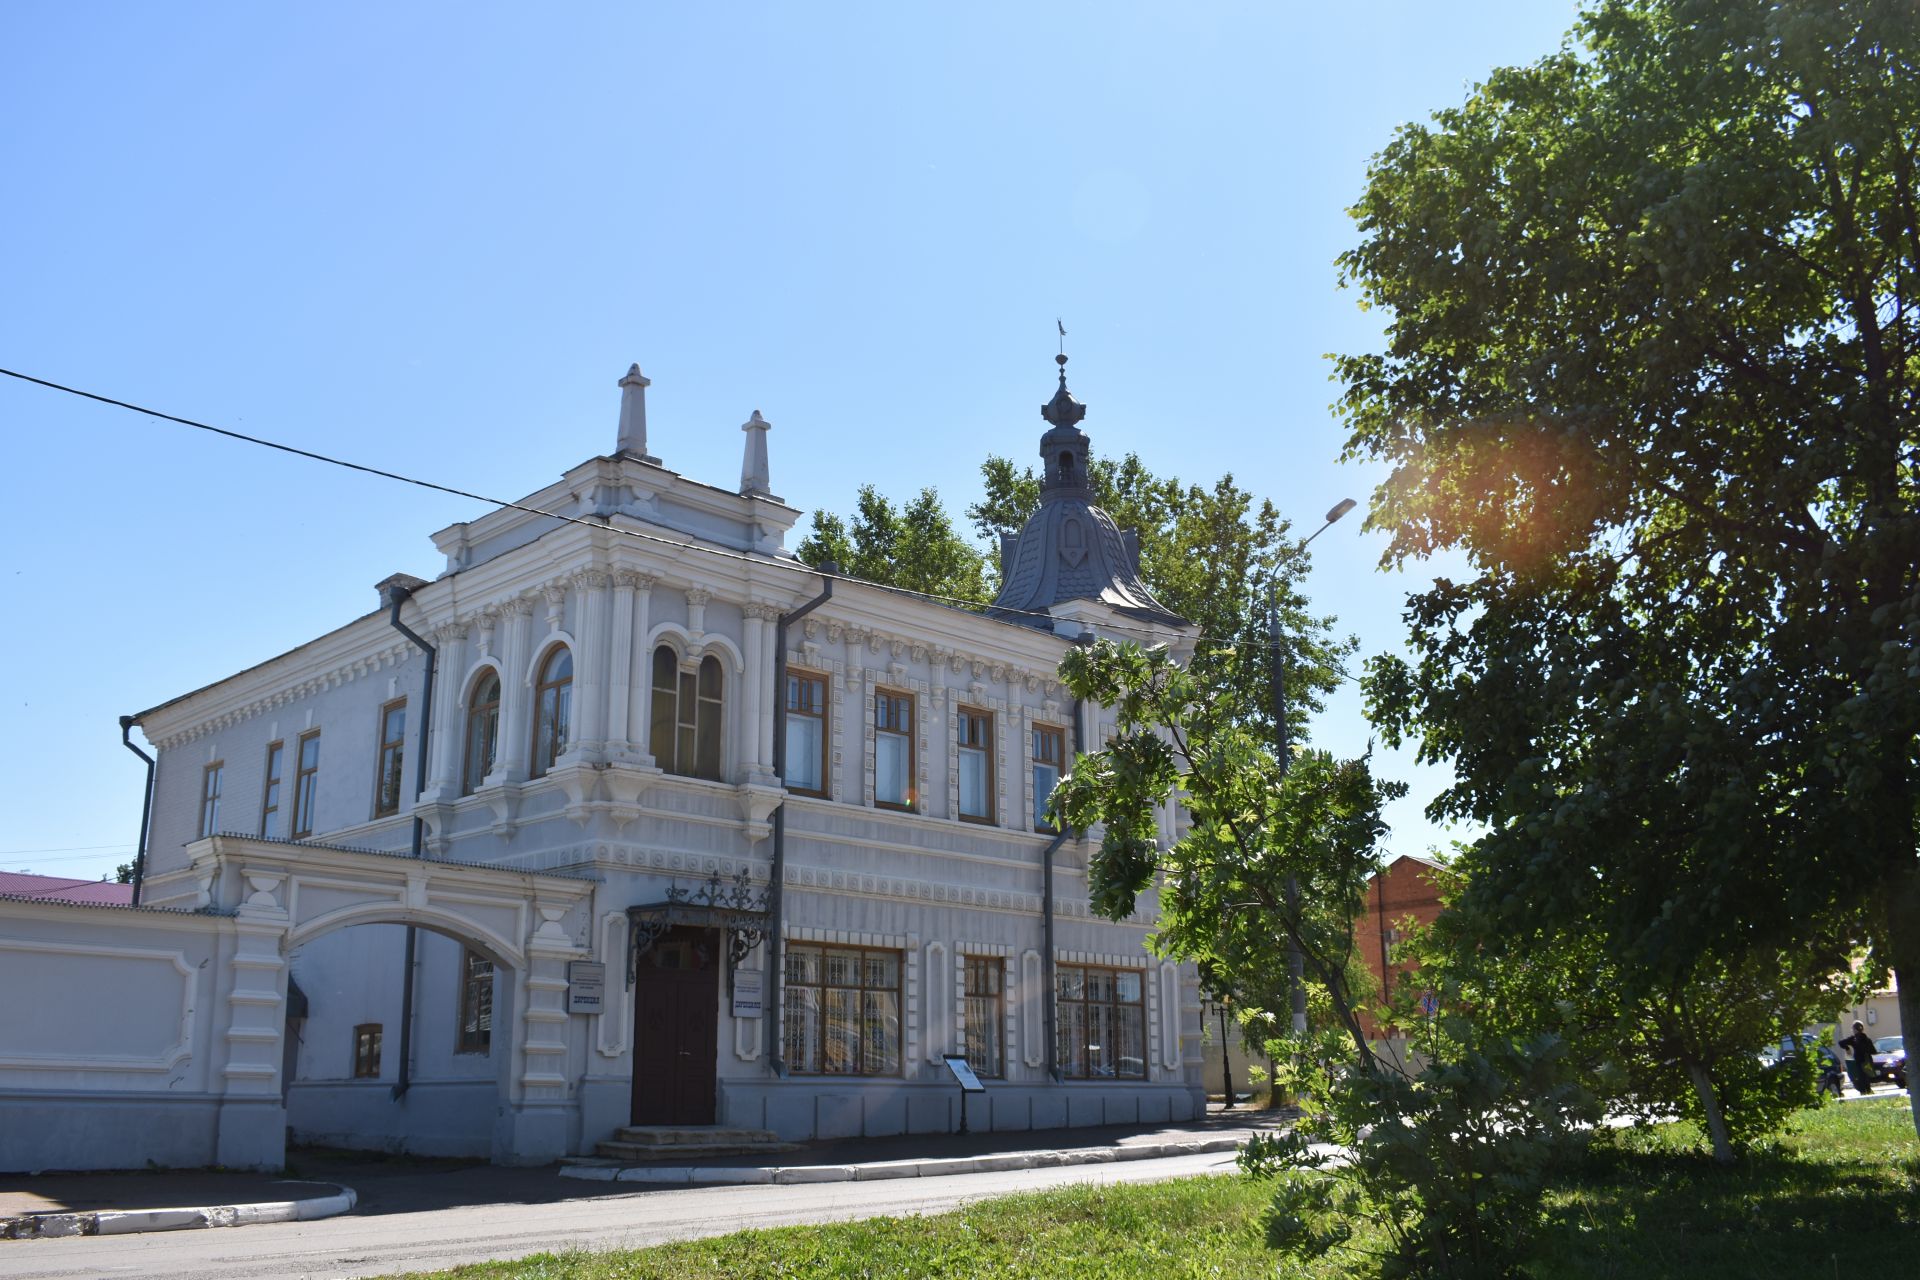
left=986, top=334, right=1186, bottom=632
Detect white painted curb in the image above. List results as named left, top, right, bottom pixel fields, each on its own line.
left=2, top=1183, right=356, bottom=1240
left=562, top=1135, right=1250, bottom=1187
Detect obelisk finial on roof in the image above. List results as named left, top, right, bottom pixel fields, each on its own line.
left=616, top=362, right=659, bottom=463
left=740, top=409, right=774, bottom=499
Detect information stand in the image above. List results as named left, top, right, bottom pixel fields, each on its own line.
left=942, top=1054, right=986, bottom=1135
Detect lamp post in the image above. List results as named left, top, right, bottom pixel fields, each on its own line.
left=1269, top=498, right=1356, bottom=1036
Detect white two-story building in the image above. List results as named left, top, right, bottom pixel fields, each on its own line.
left=4, top=357, right=1206, bottom=1169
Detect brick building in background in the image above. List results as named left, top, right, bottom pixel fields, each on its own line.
left=1356, top=854, right=1449, bottom=1050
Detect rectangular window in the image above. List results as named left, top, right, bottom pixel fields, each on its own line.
left=199, top=762, right=224, bottom=839
left=785, top=671, right=828, bottom=796
left=373, top=699, right=407, bottom=818
left=352, top=1023, right=382, bottom=1079
left=456, top=948, right=494, bottom=1054
left=1055, top=965, right=1145, bottom=1080
left=964, top=955, right=1004, bottom=1078
left=260, top=742, right=284, bottom=838
left=957, top=708, right=993, bottom=823
left=874, top=691, right=914, bottom=809
left=291, top=730, right=321, bottom=839
left=1032, top=725, right=1065, bottom=832
left=783, top=944, right=901, bottom=1076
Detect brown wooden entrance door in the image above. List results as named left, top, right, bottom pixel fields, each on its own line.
left=630, top=926, right=720, bottom=1126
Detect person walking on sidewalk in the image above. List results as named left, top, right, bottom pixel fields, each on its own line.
left=1837, top=1021, right=1878, bottom=1095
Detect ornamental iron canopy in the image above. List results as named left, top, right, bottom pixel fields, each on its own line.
left=625, top=870, right=770, bottom=990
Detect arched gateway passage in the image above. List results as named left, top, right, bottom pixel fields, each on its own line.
left=186, top=834, right=595, bottom=1166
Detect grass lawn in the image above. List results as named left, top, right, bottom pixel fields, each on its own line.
left=408, top=1101, right=1917, bottom=1280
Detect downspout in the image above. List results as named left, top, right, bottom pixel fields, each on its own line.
left=385, top=584, right=437, bottom=1102
left=1043, top=672, right=1087, bottom=1083
left=765, top=566, right=834, bottom=1073
left=118, top=717, right=155, bottom=907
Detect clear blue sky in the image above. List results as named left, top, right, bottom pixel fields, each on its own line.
left=0, top=1, right=1583, bottom=883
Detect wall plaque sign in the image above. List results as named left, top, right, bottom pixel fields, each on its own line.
left=567, top=961, right=606, bottom=1014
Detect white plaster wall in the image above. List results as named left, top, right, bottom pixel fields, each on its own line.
left=0, top=901, right=239, bottom=1172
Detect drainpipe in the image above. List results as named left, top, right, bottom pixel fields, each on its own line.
left=118, top=717, right=156, bottom=907
left=765, top=565, right=835, bottom=1073
left=1043, top=664, right=1088, bottom=1083
left=385, top=584, right=437, bottom=1102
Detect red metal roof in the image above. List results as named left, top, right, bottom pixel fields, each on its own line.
left=0, top=871, right=135, bottom=904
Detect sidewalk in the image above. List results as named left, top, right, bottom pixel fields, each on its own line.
left=0, top=1174, right=351, bottom=1239
left=563, top=1109, right=1278, bottom=1186
left=0, top=1108, right=1284, bottom=1237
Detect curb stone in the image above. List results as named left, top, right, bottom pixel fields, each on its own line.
left=0, top=1184, right=356, bottom=1241
left=561, top=1134, right=1250, bottom=1188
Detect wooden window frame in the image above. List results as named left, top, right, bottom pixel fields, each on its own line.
left=956, top=706, right=994, bottom=824
left=1032, top=724, right=1066, bottom=833
left=455, top=947, right=494, bottom=1054
left=782, top=943, right=903, bottom=1077
left=530, top=646, right=573, bottom=780
left=650, top=645, right=726, bottom=781
left=372, top=698, right=407, bottom=818
left=352, top=1022, right=382, bottom=1079
left=963, top=954, right=1005, bottom=1078
left=463, top=671, right=502, bottom=796
left=199, top=761, right=224, bottom=839
left=783, top=669, right=829, bottom=797
left=290, top=730, right=321, bottom=839
left=259, top=741, right=284, bottom=838
left=1055, top=964, right=1147, bottom=1081
left=873, top=689, right=915, bottom=811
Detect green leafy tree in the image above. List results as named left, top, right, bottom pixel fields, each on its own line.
left=795, top=485, right=992, bottom=604
left=1055, top=639, right=1594, bottom=1277
left=972, top=453, right=1349, bottom=737
left=1342, top=0, right=1920, bottom=1135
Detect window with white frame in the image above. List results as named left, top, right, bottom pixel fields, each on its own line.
left=259, top=741, right=284, bottom=838
left=463, top=671, right=501, bottom=795
left=373, top=699, right=406, bottom=817
left=290, top=730, right=321, bottom=839
left=530, top=647, right=573, bottom=778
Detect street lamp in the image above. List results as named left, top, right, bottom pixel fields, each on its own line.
left=1270, top=497, right=1356, bottom=1035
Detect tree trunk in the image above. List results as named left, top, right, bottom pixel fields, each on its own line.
left=1682, top=1058, right=1735, bottom=1164
left=1885, top=860, right=1920, bottom=1141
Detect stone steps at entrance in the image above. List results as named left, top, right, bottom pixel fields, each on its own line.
left=591, top=1125, right=800, bottom=1162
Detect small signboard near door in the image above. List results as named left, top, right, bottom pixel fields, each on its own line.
left=732, top=967, right=764, bottom=1018
left=567, top=961, right=606, bottom=1014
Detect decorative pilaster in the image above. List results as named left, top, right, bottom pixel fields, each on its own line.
left=488, top=598, right=535, bottom=787
left=217, top=867, right=291, bottom=1168
left=502, top=901, right=586, bottom=1165
left=568, top=568, right=613, bottom=760
left=424, top=621, right=470, bottom=799
left=607, top=571, right=640, bottom=757
left=743, top=602, right=782, bottom=784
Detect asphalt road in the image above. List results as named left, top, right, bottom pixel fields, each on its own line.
left=0, top=1149, right=1241, bottom=1280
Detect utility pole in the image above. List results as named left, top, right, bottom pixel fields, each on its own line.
left=1268, top=498, right=1356, bottom=1040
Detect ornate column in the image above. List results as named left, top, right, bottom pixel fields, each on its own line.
left=425, top=621, right=470, bottom=799
left=630, top=576, right=656, bottom=761
left=490, top=594, right=540, bottom=786
left=568, top=569, right=613, bottom=761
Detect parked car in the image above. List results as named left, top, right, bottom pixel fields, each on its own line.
left=1872, top=1036, right=1905, bottom=1087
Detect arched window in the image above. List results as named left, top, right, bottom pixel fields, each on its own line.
left=463, top=671, right=501, bottom=795
left=650, top=645, right=723, bottom=780
left=530, top=647, right=573, bottom=779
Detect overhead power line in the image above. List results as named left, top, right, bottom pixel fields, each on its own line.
left=1, top=365, right=1218, bottom=644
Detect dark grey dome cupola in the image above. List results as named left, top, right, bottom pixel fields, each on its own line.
left=988, top=356, right=1187, bottom=631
